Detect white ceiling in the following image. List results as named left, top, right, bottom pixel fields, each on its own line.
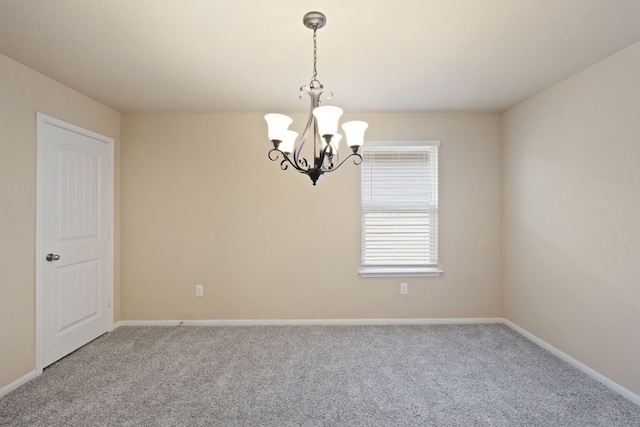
left=1, top=0, right=639, bottom=113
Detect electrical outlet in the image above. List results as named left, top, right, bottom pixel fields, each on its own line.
left=195, top=284, right=204, bottom=297
left=400, top=282, right=408, bottom=294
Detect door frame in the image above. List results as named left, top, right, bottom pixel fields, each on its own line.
left=35, top=113, right=114, bottom=374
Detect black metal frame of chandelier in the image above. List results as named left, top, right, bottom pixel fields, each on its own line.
left=268, top=141, right=362, bottom=186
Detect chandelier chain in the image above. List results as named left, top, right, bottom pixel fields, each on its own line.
left=312, top=28, right=318, bottom=85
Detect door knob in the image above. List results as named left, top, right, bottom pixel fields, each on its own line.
left=46, top=253, right=60, bottom=262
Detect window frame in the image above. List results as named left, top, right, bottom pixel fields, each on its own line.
left=359, top=140, right=442, bottom=278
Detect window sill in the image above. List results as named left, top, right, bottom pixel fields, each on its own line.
left=359, top=266, right=443, bottom=278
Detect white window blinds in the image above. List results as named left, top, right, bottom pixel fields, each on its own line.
left=360, top=142, right=439, bottom=275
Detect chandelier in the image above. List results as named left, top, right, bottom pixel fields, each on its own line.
left=265, top=11, right=368, bottom=185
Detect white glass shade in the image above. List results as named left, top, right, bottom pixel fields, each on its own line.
left=341, top=120, right=368, bottom=148
left=313, top=106, right=343, bottom=137
left=279, top=130, right=298, bottom=154
left=264, top=113, right=293, bottom=141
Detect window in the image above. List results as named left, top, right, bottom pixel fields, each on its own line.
left=360, top=141, right=441, bottom=278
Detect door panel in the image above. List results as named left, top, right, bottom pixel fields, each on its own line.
left=55, top=260, right=100, bottom=333
left=58, top=147, right=99, bottom=240
left=38, top=115, right=112, bottom=368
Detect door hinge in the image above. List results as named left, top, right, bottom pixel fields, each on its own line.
left=108, top=158, right=112, bottom=170
left=108, top=297, right=112, bottom=308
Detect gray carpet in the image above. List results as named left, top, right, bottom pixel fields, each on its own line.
left=1, top=324, right=639, bottom=426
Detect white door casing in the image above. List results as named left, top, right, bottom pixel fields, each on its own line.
left=36, top=113, right=114, bottom=371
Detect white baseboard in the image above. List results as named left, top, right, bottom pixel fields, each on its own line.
left=0, top=370, right=37, bottom=398
left=503, top=319, right=640, bottom=406
left=114, top=317, right=504, bottom=327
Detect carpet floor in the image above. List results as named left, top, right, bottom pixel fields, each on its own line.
left=1, top=324, right=639, bottom=426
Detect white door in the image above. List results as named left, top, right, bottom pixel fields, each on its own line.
left=37, top=114, right=113, bottom=369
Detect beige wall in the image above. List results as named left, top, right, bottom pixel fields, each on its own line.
left=503, top=41, right=640, bottom=395
left=0, top=53, right=121, bottom=389
left=3, top=31, right=639, bottom=399
left=121, top=112, right=502, bottom=321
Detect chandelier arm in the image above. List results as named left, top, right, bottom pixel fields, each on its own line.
left=294, top=107, right=314, bottom=166
left=268, top=149, right=305, bottom=172
left=295, top=85, right=323, bottom=170
left=317, top=141, right=332, bottom=170
left=319, top=143, right=339, bottom=170
left=322, top=152, right=363, bottom=172
left=297, top=157, right=309, bottom=168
